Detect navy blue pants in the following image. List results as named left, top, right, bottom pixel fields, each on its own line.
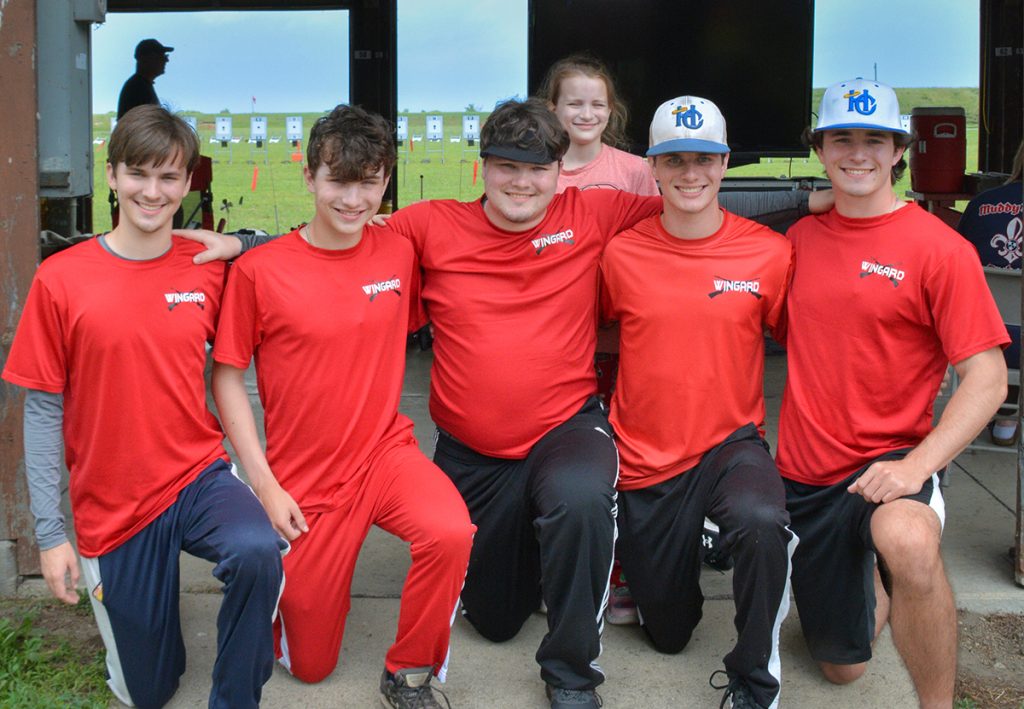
left=83, top=460, right=285, bottom=709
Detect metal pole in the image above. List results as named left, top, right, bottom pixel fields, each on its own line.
left=1017, top=270, right=1023, bottom=586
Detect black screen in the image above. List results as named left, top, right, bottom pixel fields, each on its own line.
left=528, top=0, right=814, bottom=162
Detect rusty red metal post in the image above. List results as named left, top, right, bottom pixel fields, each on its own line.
left=0, top=0, right=42, bottom=592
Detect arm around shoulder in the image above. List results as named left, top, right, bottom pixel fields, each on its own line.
left=176, top=229, right=282, bottom=264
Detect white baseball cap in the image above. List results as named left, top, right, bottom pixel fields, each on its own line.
left=814, top=78, right=909, bottom=134
left=647, top=96, right=729, bottom=156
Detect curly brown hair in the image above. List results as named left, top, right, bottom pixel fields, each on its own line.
left=480, top=98, right=570, bottom=163
left=307, top=104, right=396, bottom=181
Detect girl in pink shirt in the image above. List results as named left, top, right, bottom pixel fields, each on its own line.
left=538, top=55, right=659, bottom=196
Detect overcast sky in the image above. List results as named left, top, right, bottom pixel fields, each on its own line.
left=90, top=0, right=979, bottom=114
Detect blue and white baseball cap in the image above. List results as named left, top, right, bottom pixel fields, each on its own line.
left=814, top=78, right=909, bottom=134
left=647, top=96, right=729, bottom=156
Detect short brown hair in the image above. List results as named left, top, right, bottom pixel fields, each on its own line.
left=480, top=97, right=570, bottom=164
left=307, top=104, right=396, bottom=181
left=802, top=126, right=915, bottom=185
left=108, top=105, right=199, bottom=173
left=536, top=54, right=629, bottom=148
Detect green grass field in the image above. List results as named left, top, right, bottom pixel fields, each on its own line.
left=0, top=596, right=107, bottom=708
left=91, top=111, right=487, bottom=234
left=91, top=88, right=980, bottom=235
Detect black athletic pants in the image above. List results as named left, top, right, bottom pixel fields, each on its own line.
left=617, top=424, right=795, bottom=708
left=433, top=396, right=617, bottom=691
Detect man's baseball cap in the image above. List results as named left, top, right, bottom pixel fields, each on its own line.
left=814, top=78, right=908, bottom=134
left=647, top=96, right=729, bottom=156
left=134, top=39, right=174, bottom=59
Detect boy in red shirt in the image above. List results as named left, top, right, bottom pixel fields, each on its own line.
left=778, top=79, right=1009, bottom=707
left=600, top=96, right=794, bottom=709
left=2, top=105, right=285, bottom=708
left=211, top=104, right=475, bottom=709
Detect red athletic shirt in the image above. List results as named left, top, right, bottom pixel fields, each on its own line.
left=387, top=189, right=661, bottom=458
left=213, top=228, right=420, bottom=512
left=601, top=212, right=792, bottom=490
left=777, top=203, right=1010, bottom=486
left=2, top=237, right=229, bottom=557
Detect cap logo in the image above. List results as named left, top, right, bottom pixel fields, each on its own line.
left=844, top=89, right=877, bottom=116
left=673, top=105, right=704, bottom=129
left=671, top=106, right=704, bottom=131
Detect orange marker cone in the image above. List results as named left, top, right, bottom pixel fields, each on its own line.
left=251, top=167, right=259, bottom=192
left=472, top=159, right=479, bottom=185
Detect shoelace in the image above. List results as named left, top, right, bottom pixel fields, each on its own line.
left=395, top=682, right=451, bottom=709
left=708, top=670, right=758, bottom=709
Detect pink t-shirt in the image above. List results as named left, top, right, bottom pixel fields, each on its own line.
left=558, top=145, right=659, bottom=196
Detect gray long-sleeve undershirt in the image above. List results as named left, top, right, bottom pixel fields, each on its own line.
left=24, top=389, right=68, bottom=550
left=234, top=190, right=810, bottom=253
left=21, top=235, right=160, bottom=552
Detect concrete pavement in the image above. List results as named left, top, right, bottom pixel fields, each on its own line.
left=60, top=348, right=1024, bottom=707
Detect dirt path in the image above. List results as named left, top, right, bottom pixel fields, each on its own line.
left=956, top=610, right=1024, bottom=708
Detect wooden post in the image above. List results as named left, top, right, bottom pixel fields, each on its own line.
left=0, top=0, right=42, bottom=593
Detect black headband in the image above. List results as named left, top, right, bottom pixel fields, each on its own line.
left=479, top=144, right=557, bottom=165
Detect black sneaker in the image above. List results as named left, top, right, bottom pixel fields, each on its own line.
left=701, top=519, right=734, bottom=571
left=545, top=684, right=603, bottom=708
left=380, top=666, right=451, bottom=709
left=709, top=670, right=764, bottom=709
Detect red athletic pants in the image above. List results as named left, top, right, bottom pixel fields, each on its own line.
left=274, top=437, right=474, bottom=683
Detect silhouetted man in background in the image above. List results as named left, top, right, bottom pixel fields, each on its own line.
left=117, top=38, right=173, bottom=119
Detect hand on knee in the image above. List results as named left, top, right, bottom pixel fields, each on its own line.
left=819, top=660, right=866, bottom=685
